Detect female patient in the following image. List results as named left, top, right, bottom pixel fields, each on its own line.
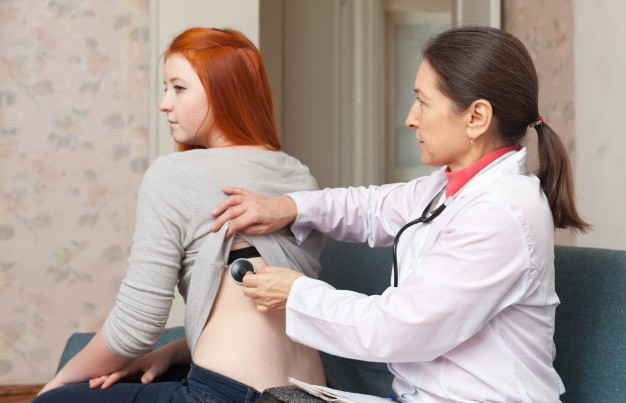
left=35, top=27, right=325, bottom=402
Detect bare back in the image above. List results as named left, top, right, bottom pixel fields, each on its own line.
left=192, top=243, right=326, bottom=391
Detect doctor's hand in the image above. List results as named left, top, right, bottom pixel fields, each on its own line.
left=242, top=266, right=304, bottom=312
left=211, top=187, right=297, bottom=239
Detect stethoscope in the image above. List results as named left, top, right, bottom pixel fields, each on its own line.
left=390, top=150, right=518, bottom=287
left=392, top=186, right=447, bottom=287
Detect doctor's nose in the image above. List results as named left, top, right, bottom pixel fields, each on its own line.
left=405, top=104, right=419, bottom=129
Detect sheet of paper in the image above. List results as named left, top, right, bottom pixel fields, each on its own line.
left=288, top=377, right=393, bottom=403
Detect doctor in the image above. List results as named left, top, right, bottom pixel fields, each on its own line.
left=212, top=26, right=588, bottom=402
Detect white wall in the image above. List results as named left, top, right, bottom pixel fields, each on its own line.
left=148, top=0, right=262, bottom=327
left=574, top=1, right=626, bottom=250
left=149, top=0, right=261, bottom=160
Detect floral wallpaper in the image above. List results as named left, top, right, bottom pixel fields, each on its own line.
left=0, top=0, right=150, bottom=384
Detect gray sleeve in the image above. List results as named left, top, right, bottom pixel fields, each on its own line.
left=102, top=157, right=189, bottom=358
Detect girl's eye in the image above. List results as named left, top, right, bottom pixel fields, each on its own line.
left=163, top=85, right=186, bottom=93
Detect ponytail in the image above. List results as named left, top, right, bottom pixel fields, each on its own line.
left=423, top=26, right=590, bottom=233
left=535, top=123, right=590, bottom=232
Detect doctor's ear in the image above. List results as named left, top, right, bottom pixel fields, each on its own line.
left=466, top=99, right=493, bottom=140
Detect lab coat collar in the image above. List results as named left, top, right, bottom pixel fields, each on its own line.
left=438, top=147, right=529, bottom=204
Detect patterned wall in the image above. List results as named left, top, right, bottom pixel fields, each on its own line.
left=0, top=0, right=150, bottom=384
left=503, top=0, right=576, bottom=245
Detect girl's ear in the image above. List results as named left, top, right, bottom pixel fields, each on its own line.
left=466, top=99, right=493, bottom=140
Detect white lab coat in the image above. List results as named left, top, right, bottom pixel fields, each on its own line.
left=287, top=149, right=564, bottom=403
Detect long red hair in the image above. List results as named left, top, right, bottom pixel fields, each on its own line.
left=164, top=28, right=281, bottom=151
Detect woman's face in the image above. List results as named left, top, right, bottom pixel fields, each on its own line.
left=160, top=54, right=214, bottom=147
left=405, top=60, right=472, bottom=171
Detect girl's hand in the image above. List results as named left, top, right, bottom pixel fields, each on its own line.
left=88, top=338, right=189, bottom=389
left=242, top=266, right=303, bottom=312
left=211, top=187, right=298, bottom=238
left=88, top=350, right=170, bottom=389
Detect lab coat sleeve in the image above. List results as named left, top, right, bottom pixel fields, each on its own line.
left=289, top=178, right=433, bottom=247
left=285, top=198, right=532, bottom=363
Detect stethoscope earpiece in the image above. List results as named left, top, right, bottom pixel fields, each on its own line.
left=229, top=258, right=256, bottom=284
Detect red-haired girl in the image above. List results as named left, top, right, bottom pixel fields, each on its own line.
left=35, top=28, right=325, bottom=403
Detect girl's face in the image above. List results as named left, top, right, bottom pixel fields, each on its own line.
left=405, top=60, right=472, bottom=171
left=160, top=54, right=214, bottom=147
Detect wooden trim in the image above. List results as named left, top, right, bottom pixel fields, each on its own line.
left=0, top=384, right=44, bottom=396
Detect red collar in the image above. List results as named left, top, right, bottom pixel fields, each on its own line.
left=444, top=145, right=521, bottom=198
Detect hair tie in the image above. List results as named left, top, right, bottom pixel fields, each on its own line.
left=529, top=116, right=545, bottom=128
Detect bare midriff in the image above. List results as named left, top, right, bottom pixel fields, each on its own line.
left=192, top=241, right=326, bottom=391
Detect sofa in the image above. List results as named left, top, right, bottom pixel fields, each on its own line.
left=57, top=239, right=626, bottom=402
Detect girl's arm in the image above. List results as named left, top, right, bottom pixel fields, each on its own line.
left=38, top=329, right=130, bottom=395
left=40, top=158, right=189, bottom=395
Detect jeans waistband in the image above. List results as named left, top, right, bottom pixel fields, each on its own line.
left=187, top=363, right=261, bottom=402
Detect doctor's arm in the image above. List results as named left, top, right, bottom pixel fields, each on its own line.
left=249, top=201, right=531, bottom=362
left=213, top=181, right=428, bottom=246
left=211, top=187, right=298, bottom=238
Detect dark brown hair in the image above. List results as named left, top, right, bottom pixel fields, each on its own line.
left=164, top=27, right=280, bottom=152
left=423, top=25, right=588, bottom=232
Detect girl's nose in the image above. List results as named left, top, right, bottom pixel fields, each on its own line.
left=159, top=93, right=171, bottom=112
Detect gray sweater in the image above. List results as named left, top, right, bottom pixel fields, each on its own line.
left=102, top=148, right=323, bottom=357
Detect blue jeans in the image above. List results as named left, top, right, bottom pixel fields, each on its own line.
left=32, top=364, right=262, bottom=403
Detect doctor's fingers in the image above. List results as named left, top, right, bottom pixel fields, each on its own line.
left=241, top=281, right=288, bottom=312
left=244, top=267, right=301, bottom=300
left=213, top=187, right=252, bottom=216
left=212, top=195, right=274, bottom=236
left=254, top=298, right=287, bottom=313
left=211, top=195, right=248, bottom=232
left=243, top=285, right=287, bottom=312
left=242, top=269, right=284, bottom=296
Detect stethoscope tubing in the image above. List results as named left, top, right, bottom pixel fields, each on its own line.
left=392, top=186, right=446, bottom=287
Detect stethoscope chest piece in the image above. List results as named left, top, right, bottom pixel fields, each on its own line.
left=230, top=258, right=256, bottom=284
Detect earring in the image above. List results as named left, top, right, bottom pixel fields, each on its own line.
left=469, top=137, right=475, bottom=145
